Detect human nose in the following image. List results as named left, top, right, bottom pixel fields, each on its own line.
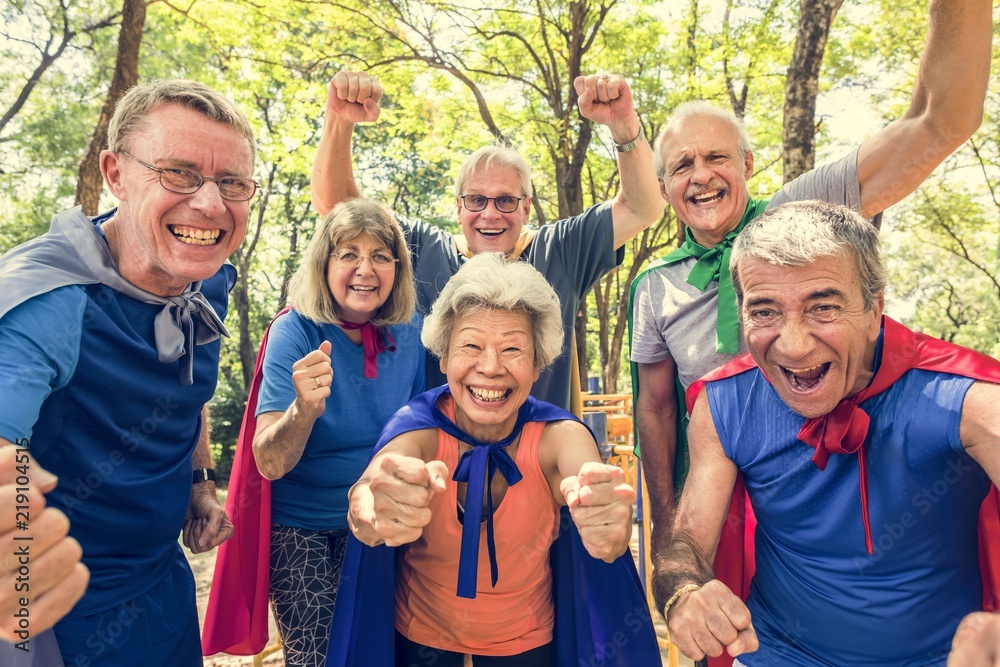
left=187, top=179, right=228, bottom=216
left=773, top=316, right=815, bottom=360
left=476, top=348, right=504, bottom=375
left=353, top=256, right=376, bottom=275
left=690, top=157, right=713, bottom=184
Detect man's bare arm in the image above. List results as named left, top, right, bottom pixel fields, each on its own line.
left=573, top=74, right=664, bottom=248
left=311, top=71, right=383, bottom=216
left=660, top=392, right=757, bottom=661
left=635, top=359, right=680, bottom=565
left=857, top=0, right=991, bottom=216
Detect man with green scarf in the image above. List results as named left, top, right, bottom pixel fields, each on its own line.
left=629, top=0, right=992, bottom=622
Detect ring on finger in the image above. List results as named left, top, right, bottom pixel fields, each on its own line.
left=314, top=376, right=322, bottom=389
left=599, top=74, right=611, bottom=81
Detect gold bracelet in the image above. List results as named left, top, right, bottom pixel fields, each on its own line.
left=662, top=583, right=701, bottom=621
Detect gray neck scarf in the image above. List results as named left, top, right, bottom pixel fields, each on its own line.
left=0, top=207, right=230, bottom=386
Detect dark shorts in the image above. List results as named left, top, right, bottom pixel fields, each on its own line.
left=54, top=552, right=200, bottom=667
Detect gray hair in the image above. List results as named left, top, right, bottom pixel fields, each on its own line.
left=422, top=253, right=563, bottom=370
left=287, top=198, right=416, bottom=327
left=653, top=101, right=752, bottom=180
left=454, top=145, right=533, bottom=198
left=108, top=79, right=257, bottom=165
left=731, top=200, right=886, bottom=311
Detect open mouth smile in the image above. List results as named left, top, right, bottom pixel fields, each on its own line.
left=476, top=228, right=506, bottom=237
left=469, top=387, right=512, bottom=402
left=349, top=285, right=377, bottom=293
left=688, top=190, right=725, bottom=205
left=780, top=363, right=830, bottom=391
left=170, top=225, right=222, bottom=246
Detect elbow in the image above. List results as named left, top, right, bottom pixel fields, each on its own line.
left=921, top=104, right=985, bottom=152
left=251, top=441, right=287, bottom=481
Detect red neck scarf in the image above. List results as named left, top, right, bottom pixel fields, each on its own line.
left=688, top=316, right=1000, bottom=610
left=339, top=320, right=395, bottom=379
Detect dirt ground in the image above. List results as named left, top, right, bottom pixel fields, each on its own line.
left=188, top=533, right=690, bottom=667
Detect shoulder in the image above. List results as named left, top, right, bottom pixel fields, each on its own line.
left=540, top=418, right=593, bottom=442
left=2, top=285, right=88, bottom=329
left=536, top=201, right=613, bottom=239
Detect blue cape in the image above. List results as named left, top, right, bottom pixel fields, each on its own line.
left=325, top=386, right=659, bottom=666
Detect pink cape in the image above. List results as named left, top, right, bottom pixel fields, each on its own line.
left=685, top=315, right=1000, bottom=663
left=202, top=309, right=290, bottom=656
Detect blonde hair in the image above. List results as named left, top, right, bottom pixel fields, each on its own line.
left=108, top=79, right=256, bottom=165
left=287, top=199, right=415, bottom=326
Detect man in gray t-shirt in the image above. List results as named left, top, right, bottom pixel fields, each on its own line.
left=311, top=70, right=664, bottom=412
left=630, top=0, right=992, bottom=627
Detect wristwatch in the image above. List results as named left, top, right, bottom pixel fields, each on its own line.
left=614, top=126, right=646, bottom=153
left=192, top=468, right=217, bottom=484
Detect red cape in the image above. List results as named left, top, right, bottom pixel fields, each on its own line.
left=686, top=315, right=1000, bottom=641
left=201, top=308, right=290, bottom=656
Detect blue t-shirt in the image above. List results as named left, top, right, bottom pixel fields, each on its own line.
left=0, top=271, right=232, bottom=616
left=707, top=365, right=987, bottom=667
left=256, top=309, right=425, bottom=530
left=402, top=202, right=622, bottom=410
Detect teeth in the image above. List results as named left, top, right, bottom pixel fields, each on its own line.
left=350, top=286, right=377, bottom=292
left=691, top=191, right=723, bottom=203
left=478, top=229, right=504, bottom=235
left=170, top=225, right=221, bottom=245
left=782, top=364, right=827, bottom=390
left=470, top=387, right=509, bottom=402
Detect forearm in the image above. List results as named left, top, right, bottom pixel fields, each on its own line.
left=909, top=0, right=991, bottom=140
left=311, top=115, right=361, bottom=216
left=611, top=126, right=665, bottom=248
left=635, top=397, right=679, bottom=556
left=654, top=531, right=715, bottom=616
left=192, top=406, right=214, bottom=469
left=252, top=405, right=317, bottom=480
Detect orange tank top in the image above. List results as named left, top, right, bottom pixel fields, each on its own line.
left=394, top=396, right=560, bottom=656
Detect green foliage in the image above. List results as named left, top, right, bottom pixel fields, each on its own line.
left=2, top=0, right=998, bottom=478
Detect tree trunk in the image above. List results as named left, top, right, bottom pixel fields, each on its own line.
left=783, top=0, right=844, bottom=182
left=75, top=0, right=145, bottom=214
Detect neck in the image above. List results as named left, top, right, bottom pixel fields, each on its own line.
left=340, top=325, right=363, bottom=345
left=103, top=215, right=188, bottom=297
left=454, top=408, right=516, bottom=444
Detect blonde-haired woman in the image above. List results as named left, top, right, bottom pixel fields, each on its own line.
left=204, top=198, right=424, bottom=666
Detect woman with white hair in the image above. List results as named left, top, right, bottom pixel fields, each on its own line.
left=327, top=253, right=659, bottom=666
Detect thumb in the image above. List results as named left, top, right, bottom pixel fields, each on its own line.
left=362, top=98, right=381, bottom=121
left=318, top=340, right=332, bottom=355
left=560, top=476, right=582, bottom=508
left=426, top=460, right=449, bottom=493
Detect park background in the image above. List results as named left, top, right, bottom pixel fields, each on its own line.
left=1, top=0, right=998, bottom=485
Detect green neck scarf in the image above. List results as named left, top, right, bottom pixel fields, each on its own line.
left=658, top=198, right=770, bottom=354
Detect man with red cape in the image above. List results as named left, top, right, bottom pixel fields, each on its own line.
left=660, top=201, right=1000, bottom=667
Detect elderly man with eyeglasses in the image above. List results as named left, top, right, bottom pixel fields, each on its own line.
left=311, top=70, right=664, bottom=412
left=0, top=79, right=256, bottom=666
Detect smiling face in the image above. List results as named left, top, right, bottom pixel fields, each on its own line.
left=455, top=165, right=531, bottom=256
left=441, top=308, right=540, bottom=442
left=659, top=115, right=754, bottom=247
left=738, top=253, right=884, bottom=419
left=327, top=232, right=396, bottom=324
left=100, top=103, right=253, bottom=296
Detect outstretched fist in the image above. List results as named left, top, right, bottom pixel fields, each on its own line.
left=326, top=70, right=384, bottom=124
left=573, top=73, right=640, bottom=143
left=291, top=340, right=333, bottom=420
left=561, top=461, right=635, bottom=562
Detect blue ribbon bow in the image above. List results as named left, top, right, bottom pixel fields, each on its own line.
left=431, top=401, right=528, bottom=599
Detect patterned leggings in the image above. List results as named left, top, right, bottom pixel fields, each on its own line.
left=269, top=524, right=349, bottom=667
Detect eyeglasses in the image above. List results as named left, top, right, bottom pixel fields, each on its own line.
left=118, top=151, right=259, bottom=202
left=330, top=250, right=399, bottom=269
left=459, top=194, right=524, bottom=213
